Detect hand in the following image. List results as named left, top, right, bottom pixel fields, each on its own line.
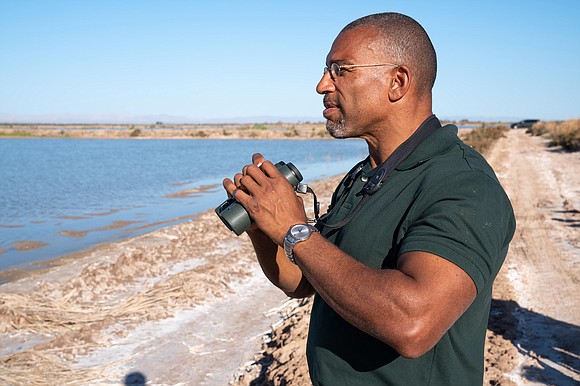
left=222, top=153, right=308, bottom=243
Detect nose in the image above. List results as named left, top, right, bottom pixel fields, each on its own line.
left=316, top=70, right=335, bottom=95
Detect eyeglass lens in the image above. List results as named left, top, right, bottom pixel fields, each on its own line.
left=323, top=63, right=341, bottom=79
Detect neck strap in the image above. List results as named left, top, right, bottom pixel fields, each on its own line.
left=319, top=115, right=442, bottom=230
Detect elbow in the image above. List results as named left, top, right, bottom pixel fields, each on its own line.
left=395, top=338, right=434, bottom=359
left=283, top=277, right=315, bottom=299
left=283, top=290, right=313, bottom=299
left=376, top=319, right=439, bottom=359
left=394, top=333, right=437, bottom=359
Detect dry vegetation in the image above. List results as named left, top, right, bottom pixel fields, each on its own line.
left=462, top=124, right=510, bottom=154
left=526, top=119, right=580, bottom=151
left=0, top=123, right=332, bottom=140
left=1, top=121, right=517, bottom=144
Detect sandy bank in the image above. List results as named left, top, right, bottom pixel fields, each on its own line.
left=0, top=121, right=479, bottom=140
left=0, top=122, right=332, bottom=140
left=0, top=172, right=342, bottom=385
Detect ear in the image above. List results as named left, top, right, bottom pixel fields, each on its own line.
left=388, top=65, right=410, bottom=102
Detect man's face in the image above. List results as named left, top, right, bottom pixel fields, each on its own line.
left=317, top=26, right=394, bottom=139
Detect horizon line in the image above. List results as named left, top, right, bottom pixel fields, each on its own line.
left=0, top=113, right=554, bottom=125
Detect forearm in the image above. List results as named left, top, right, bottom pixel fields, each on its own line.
left=222, top=154, right=315, bottom=297
left=292, top=234, right=414, bottom=345
left=247, top=229, right=314, bottom=298
left=292, top=233, right=475, bottom=358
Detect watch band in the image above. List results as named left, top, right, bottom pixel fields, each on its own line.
left=284, top=241, right=298, bottom=264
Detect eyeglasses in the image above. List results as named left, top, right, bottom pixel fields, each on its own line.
left=324, top=62, right=399, bottom=80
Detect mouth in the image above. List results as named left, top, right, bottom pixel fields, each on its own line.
left=322, top=98, right=340, bottom=119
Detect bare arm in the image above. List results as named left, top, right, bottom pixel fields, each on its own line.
left=293, top=235, right=476, bottom=358
left=222, top=154, right=314, bottom=298
left=245, top=228, right=315, bottom=298
left=224, top=153, right=476, bottom=358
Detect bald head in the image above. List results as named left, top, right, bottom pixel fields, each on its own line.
left=342, top=13, right=437, bottom=97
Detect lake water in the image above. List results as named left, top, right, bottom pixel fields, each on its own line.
left=0, top=138, right=367, bottom=271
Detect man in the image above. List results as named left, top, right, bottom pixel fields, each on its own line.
left=222, top=12, right=515, bottom=385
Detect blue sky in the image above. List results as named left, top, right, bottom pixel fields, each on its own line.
left=1, top=0, right=579, bottom=123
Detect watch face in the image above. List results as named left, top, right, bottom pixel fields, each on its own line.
left=291, top=224, right=311, bottom=238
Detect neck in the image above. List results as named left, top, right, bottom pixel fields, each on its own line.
left=365, top=110, right=434, bottom=168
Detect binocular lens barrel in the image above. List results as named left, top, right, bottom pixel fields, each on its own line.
left=215, top=161, right=303, bottom=235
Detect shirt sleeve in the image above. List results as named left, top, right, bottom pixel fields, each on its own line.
left=398, top=170, right=515, bottom=292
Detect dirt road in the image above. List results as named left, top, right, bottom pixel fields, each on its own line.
left=483, top=129, right=579, bottom=385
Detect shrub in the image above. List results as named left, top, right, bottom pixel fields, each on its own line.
left=527, top=119, right=580, bottom=151
left=191, top=130, right=208, bottom=138
left=548, top=120, right=580, bottom=151
left=463, top=125, right=508, bottom=155
left=284, top=128, right=300, bottom=137
left=526, top=121, right=548, bottom=136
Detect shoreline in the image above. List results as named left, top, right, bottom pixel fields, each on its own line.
left=0, top=122, right=333, bottom=140
left=1, top=132, right=371, bottom=273
left=0, top=213, right=202, bottom=286
left=0, top=171, right=343, bottom=384
left=0, top=121, right=481, bottom=140
left=0, top=209, right=204, bottom=276
left=0, top=155, right=361, bottom=274
left=0, top=169, right=341, bottom=283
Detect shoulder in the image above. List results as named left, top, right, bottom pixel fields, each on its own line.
left=399, top=153, right=516, bottom=292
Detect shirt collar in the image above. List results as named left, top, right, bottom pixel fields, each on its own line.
left=395, top=124, right=460, bottom=171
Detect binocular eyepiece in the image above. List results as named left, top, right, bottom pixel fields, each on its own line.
left=215, top=161, right=303, bottom=235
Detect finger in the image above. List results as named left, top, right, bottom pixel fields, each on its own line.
left=223, top=178, right=236, bottom=196
left=233, top=173, right=244, bottom=188
left=252, top=153, right=265, bottom=166
left=259, top=160, right=283, bottom=179
left=238, top=172, right=261, bottom=192
left=240, top=153, right=265, bottom=175
left=232, top=173, right=255, bottom=197
left=227, top=178, right=250, bottom=203
left=224, top=174, right=249, bottom=195
left=244, top=164, right=269, bottom=186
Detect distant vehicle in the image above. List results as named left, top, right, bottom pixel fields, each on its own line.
left=511, top=119, right=539, bottom=129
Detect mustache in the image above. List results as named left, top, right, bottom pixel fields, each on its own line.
left=323, top=96, right=338, bottom=108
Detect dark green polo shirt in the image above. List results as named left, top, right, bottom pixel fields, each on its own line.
left=307, top=124, right=516, bottom=385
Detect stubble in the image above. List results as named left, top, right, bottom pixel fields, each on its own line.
left=326, top=118, right=348, bottom=139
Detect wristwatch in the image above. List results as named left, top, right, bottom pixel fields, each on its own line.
left=284, top=224, right=318, bottom=264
